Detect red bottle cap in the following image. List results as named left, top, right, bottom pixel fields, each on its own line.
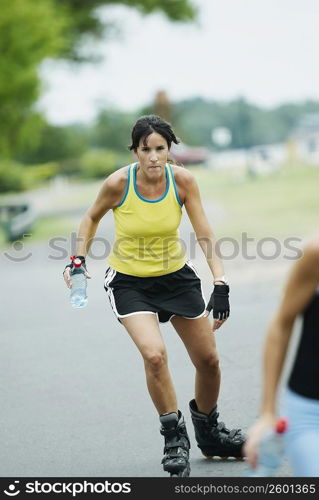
left=275, top=417, right=288, bottom=434
left=70, top=256, right=82, bottom=268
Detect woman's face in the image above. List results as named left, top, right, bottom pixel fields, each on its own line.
left=135, top=132, right=169, bottom=175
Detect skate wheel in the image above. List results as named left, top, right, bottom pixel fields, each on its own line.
left=167, top=462, right=190, bottom=477
left=235, top=456, right=244, bottom=461
left=201, top=451, right=214, bottom=459
left=170, top=469, right=190, bottom=477
left=220, top=456, right=229, bottom=460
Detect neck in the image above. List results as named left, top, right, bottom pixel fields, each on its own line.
left=136, top=164, right=166, bottom=185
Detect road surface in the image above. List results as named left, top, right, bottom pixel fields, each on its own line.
left=0, top=208, right=296, bottom=477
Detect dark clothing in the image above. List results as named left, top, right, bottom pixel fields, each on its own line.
left=104, top=261, right=206, bottom=323
left=288, top=287, right=319, bottom=400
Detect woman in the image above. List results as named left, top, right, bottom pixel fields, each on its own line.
left=244, top=236, right=319, bottom=476
left=63, top=115, right=245, bottom=476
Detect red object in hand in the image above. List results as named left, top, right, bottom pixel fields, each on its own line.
left=275, top=418, right=288, bottom=434
left=70, top=255, right=82, bottom=268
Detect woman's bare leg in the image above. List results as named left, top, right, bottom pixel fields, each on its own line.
left=171, top=315, right=220, bottom=414
left=121, top=313, right=178, bottom=415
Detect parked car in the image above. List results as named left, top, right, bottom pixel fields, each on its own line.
left=170, top=142, right=208, bottom=165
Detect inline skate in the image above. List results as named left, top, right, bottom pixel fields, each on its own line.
left=159, top=411, right=191, bottom=477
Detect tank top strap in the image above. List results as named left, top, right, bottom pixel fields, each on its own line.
left=116, top=163, right=136, bottom=208
left=128, top=162, right=136, bottom=192
left=167, top=163, right=183, bottom=207
left=119, top=162, right=182, bottom=207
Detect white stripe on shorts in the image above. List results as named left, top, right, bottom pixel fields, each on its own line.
left=185, top=260, right=207, bottom=307
left=104, top=267, right=157, bottom=321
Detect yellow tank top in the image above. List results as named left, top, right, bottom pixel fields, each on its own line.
left=108, top=163, right=186, bottom=277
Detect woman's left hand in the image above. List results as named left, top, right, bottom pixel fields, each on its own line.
left=205, top=284, right=230, bottom=331
left=244, top=415, right=276, bottom=468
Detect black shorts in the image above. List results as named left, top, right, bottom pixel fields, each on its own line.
left=104, top=261, right=206, bottom=323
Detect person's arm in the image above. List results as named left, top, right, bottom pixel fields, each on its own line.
left=261, top=241, right=319, bottom=414
left=244, top=238, right=319, bottom=466
left=63, top=168, right=127, bottom=288
left=176, top=168, right=228, bottom=330
left=182, top=170, right=225, bottom=281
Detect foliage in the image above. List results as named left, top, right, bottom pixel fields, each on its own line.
left=23, top=163, right=59, bottom=189
left=56, top=0, right=197, bottom=60
left=79, top=149, right=123, bottom=179
left=0, top=161, right=27, bottom=193
left=0, top=0, right=197, bottom=158
left=0, top=0, right=67, bottom=156
left=171, top=97, right=319, bottom=148
left=0, top=160, right=60, bottom=193
left=17, top=124, right=89, bottom=164
left=13, top=98, right=319, bottom=175
left=90, top=109, right=138, bottom=152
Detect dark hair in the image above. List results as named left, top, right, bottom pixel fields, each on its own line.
left=129, top=115, right=180, bottom=151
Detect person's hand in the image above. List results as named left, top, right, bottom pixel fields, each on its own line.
left=244, top=414, right=276, bottom=468
left=204, top=284, right=230, bottom=332
left=63, top=255, right=91, bottom=289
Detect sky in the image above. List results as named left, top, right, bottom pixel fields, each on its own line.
left=38, top=0, right=319, bottom=125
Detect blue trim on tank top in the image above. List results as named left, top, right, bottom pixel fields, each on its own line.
left=168, top=164, right=183, bottom=207
left=116, top=165, right=131, bottom=207
left=133, top=163, right=170, bottom=203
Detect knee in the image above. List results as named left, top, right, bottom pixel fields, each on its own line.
left=144, top=350, right=167, bottom=373
left=196, top=352, right=220, bottom=374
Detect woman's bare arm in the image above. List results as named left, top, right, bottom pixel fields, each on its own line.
left=176, top=168, right=225, bottom=280
left=63, top=168, right=128, bottom=288
left=261, top=239, right=319, bottom=416
left=244, top=237, right=319, bottom=466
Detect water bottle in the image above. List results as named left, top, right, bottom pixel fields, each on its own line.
left=70, top=257, right=88, bottom=308
left=248, top=418, right=288, bottom=477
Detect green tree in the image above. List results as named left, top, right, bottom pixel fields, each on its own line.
left=0, top=0, right=197, bottom=158
left=170, top=97, right=319, bottom=149
left=91, top=109, right=137, bottom=152
left=0, top=0, right=66, bottom=156
left=17, top=124, right=89, bottom=164
left=56, top=0, right=197, bottom=60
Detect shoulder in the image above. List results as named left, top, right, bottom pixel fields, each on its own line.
left=169, top=165, right=198, bottom=202
left=170, top=164, right=195, bottom=186
left=303, top=235, right=319, bottom=266
left=105, top=165, right=130, bottom=193
left=169, top=164, right=200, bottom=204
left=288, top=234, right=319, bottom=286
left=100, top=165, right=130, bottom=198
left=96, top=164, right=131, bottom=208
left=276, top=235, right=319, bottom=322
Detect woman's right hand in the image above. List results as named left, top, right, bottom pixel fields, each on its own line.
left=205, top=284, right=230, bottom=332
left=63, top=256, right=91, bottom=289
left=243, top=414, right=276, bottom=468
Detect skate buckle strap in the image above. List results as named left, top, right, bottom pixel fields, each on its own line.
left=217, top=422, right=228, bottom=432
left=160, top=425, right=180, bottom=438
left=229, top=428, right=241, bottom=439
left=163, top=447, right=188, bottom=457
left=207, top=411, right=219, bottom=425
left=164, top=439, right=187, bottom=450
left=215, top=421, right=242, bottom=438
left=206, top=418, right=243, bottom=442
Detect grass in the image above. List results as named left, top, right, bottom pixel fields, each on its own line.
left=47, top=179, right=102, bottom=210
left=0, top=178, right=99, bottom=248
left=0, top=215, right=76, bottom=249
left=31, top=216, right=76, bottom=242
left=192, top=163, right=319, bottom=240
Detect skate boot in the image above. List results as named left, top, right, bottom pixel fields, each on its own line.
left=189, top=399, right=246, bottom=460
left=159, top=411, right=191, bottom=477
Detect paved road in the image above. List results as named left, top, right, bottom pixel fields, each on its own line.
left=0, top=209, right=297, bottom=477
